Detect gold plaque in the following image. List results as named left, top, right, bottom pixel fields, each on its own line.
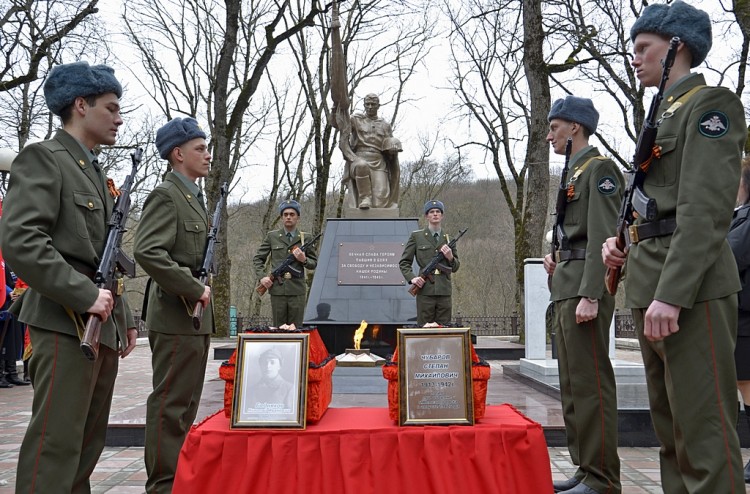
left=397, top=328, right=474, bottom=426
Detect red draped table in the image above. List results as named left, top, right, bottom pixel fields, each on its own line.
left=173, top=404, right=553, bottom=494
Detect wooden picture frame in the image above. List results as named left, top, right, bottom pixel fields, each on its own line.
left=231, top=333, right=309, bottom=429
left=397, top=328, right=474, bottom=426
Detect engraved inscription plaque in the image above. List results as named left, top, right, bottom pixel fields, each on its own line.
left=338, top=242, right=405, bottom=285
left=398, top=328, right=474, bottom=426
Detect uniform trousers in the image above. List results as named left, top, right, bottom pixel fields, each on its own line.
left=416, top=295, right=452, bottom=326
left=270, top=294, right=305, bottom=327
left=555, top=296, right=620, bottom=494
left=633, top=295, right=744, bottom=494
left=145, top=331, right=210, bottom=494
left=16, top=327, right=118, bottom=494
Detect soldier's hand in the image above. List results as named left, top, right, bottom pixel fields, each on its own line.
left=543, top=254, right=556, bottom=275
left=260, top=276, right=273, bottom=289
left=440, top=244, right=454, bottom=261
left=411, top=277, right=425, bottom=288
left=292, top=247, right=306, bottom=263
left=88, top=289, right=114, bottom=322
left=120, top=328, right=138, bottom=358
left=602, top=236, right=626, bottom=268
left=576, top=298, right=598, bottom=324
left=197, top=286, right=211, bottom=307
left=644, top=300, right=680, bottom=341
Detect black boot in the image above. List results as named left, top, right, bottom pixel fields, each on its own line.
left=0, top=365, right=12, bottom=388
left=5, top=359, right=29, bottom=386
left=744, top=404, right=750, bottom=483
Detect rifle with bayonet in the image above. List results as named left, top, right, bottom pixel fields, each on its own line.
left=256, top=232, right=322, bottom=296
left=408, top=229, right=468, bottom=296
left=549, top=138, right=573, bottom=289
left=80, top=148, right=142, bottom=361
left=192, top=182, right=228, bottom=330
left=604, top=36, right=680, bottom=295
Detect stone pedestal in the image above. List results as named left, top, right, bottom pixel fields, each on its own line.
left=520, top=258, right=647, bottom=408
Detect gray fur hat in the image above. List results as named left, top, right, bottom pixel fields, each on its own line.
left=155, top=117, right=207, bottom=159
left=279, top=199, right=301, bottom=216
left=424, top=200, right=444, bottom=215
left=630, top=1, right=711, bottom=68
left=548, top=96, right=599, bottom=135
left=43, top=61, right=122, bottom=116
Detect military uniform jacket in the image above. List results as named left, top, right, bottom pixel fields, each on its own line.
left=625, top=73, right=744, bottom=309
left=400, top=229, right=460, bottom=297
left=0, top=129, right=133, bottom=350
left=550, top=147, right=623, bottom=302
left=134, top=172, right=213, bottom=334
left=253, top=230, right=318, bottom=296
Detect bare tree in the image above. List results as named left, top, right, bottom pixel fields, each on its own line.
left=444, top=0, right=568, bottom=324
left=123, top=0, right=328, bottom=335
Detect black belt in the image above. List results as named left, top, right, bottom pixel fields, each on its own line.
left=628, top=217, right=677, bottom=244
left=555, top=249, right=586, bottom=262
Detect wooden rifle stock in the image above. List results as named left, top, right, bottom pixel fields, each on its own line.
left=80, top=315, right=102, bottom=361
left=192, top=275, right=208, bottom=330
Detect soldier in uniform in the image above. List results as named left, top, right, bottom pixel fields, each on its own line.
left=399, top=200, right=460, bottom=326
left=543, top=96, right=623, bottom=494
left=0, top=61, right=137, bottom=493
left=603, top=2, right=746, bottom=491
left=251, top=348, right=294, bottom=411
left=134, top=117, right=213, bottom=494
left=253, top=200, right=317, bottom=327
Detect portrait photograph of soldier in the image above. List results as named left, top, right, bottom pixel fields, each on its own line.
left=233, top=336, right=308, bottom=427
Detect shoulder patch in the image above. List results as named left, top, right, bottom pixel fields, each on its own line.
left=597, top=176, right=617, bottom=195
left=698, top=111, right=729, bottom=138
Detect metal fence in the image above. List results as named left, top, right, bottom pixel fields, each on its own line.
left=165, top=309, right=637, bottom=339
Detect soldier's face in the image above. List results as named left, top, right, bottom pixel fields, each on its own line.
left=281, top=209, right=299, bottom=230
left=262, top=357, right=281, bottom=379
left=425, top=208, right=443, bottom=227
left=175, top=138, right=211, bottom=181
left=546, top=119, right=575, bottom=155
left=80, top=93, right=123, bottom=147
left=632, top=33, right=670, bottom=88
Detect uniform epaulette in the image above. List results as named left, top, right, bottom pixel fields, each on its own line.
left=38, top=139, right=65, bottom=153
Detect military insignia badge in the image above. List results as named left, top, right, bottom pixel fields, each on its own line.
left=597, top=176, right=617, bottom=195
left=698, top=111, right=729, bottom=138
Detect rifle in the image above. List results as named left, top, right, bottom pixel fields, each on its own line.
left=256, top=232, right=322, bottom=296
left=604, top=37, right=680, bottom=295
left=192, top=182, right=228, bottom=330
left=408, top=228, right=468, bottom=297
left=80, top=148, right=142, bottom=361
left=548, top=138, right=573, bottom=288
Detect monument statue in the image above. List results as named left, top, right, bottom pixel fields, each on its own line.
left=330, top=2, right=402, bottom=211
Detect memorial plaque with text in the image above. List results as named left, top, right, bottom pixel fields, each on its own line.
left=397, top=328, right=474, bottom=426
left=338, top=242, right=405, bottom=285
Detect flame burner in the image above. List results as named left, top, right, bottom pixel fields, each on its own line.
left=314, top=323, right=398, bottom=358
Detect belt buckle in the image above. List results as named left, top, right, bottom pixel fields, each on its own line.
left=628, top=225, right=640, bottom=244
left=433, top=269, right=440, bottom=275
left=283, top=272, right=292, bottom=280
left=554, top=251, right=561, bottom=263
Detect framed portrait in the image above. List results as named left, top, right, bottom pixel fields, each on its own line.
left=397, top=328, right=474, bottom=426
left=231, top=333, right=309, bottom=429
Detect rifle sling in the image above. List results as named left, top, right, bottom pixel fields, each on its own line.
left=555, top=249, right=586, bottom=262
left=628, top=217, right=676, bottom=244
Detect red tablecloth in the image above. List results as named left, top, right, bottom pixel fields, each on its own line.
left=174, top=405, right=553, bottom=494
